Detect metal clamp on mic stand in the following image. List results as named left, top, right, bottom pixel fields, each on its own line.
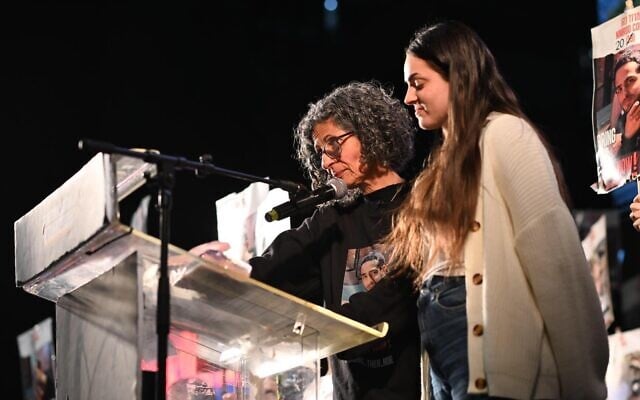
left=78, top=138, right=308, bottom=400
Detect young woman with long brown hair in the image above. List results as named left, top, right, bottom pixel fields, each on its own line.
left=386, top=21, right=609, bottom=399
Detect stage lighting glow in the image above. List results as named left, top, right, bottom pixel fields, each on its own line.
left=324, top=0, right=338, bottom=12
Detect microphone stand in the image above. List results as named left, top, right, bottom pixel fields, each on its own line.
left=155, top=160, right=173, bottom=400
left=78, top=138, right=307, bottom=400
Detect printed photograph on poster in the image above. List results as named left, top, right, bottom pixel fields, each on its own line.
left=16, top=317, right=55, bottom=400
left=591, top=5, right=640, bottom=192
left=607, top=327, right=640, bottom=399
left=215, top=182, right=291, bottom=263
left=580, top=214, right=615, bottom=329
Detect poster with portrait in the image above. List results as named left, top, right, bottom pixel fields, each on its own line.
left=16, top=317, right=55, bottom=400
left=591, top=5, right=640, bottom=193
left=607, top=327, right=640, bottom=399
left=580, top=214, right=615, bottom=329
left=215, top=182, right=290, bottom=262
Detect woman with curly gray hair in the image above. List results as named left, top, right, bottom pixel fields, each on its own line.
left=248, top=81, right=421, bottom=399
left=294, top=81, right=415, bottom=203
left=189, top=81, right=421, bottom=399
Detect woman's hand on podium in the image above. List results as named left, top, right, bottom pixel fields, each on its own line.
left=169, top=241, right=252, bottom=277
left=188, top=241, right=231, bottom=259
left=168, top=241, right=230, bottom=267
left=191, top=241, right=252, bottom=277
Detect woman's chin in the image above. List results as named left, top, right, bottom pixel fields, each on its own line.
left=418, top=120, right=438, bottom=130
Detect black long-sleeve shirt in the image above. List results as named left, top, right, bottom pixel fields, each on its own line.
left=250, top=183, right=420, bottom=400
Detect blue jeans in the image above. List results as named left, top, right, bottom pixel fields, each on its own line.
left=418, top=276, right=495, bottom=400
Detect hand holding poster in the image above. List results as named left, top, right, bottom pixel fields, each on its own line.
left=591, top=4, right=640, bottom=192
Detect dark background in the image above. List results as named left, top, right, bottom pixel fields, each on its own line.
left=4, top=0, right=640, bottom=397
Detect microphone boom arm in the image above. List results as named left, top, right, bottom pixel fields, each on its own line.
left=78, top=138, right=309, bottom=194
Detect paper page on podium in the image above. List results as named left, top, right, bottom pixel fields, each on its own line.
left=215, top=182, right=291, bottom=264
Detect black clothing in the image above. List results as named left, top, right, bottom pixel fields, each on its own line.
left=249, top=183, right=421, bottom=400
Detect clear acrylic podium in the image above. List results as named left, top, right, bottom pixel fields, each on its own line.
left=14, top=153, right=387, bottom=400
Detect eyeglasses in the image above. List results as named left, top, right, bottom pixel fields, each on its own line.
left=315, top=131, right=355, bottom=160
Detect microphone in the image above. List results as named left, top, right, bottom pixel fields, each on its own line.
left=265, top=178, right=348, bottom=222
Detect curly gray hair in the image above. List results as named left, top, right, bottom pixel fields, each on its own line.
left=294, top=81, right=415, bottom=203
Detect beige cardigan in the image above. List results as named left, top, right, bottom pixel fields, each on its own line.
left=423, top=113, right=609, bottom=399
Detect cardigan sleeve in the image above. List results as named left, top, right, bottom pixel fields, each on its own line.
left=484, top=115, right=609, bottom=399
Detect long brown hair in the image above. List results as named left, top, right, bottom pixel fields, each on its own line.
left=386, top=21, right=568, bottom=287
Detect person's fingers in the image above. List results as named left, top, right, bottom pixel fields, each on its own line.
left=631, top=195, right=640, bottom=211
left=200, top=249, right=226, bottom=259
left=631, top=194, right=640, bottom=232
left=189, top=241, right=230, bottom=256
left=207, top=241, right=230, bottom=252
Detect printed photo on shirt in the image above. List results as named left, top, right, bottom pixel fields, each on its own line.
left=341, top=244, right=390, bottom=304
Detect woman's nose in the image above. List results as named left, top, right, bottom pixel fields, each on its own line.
left=404, top=87, right=416, bottom=105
